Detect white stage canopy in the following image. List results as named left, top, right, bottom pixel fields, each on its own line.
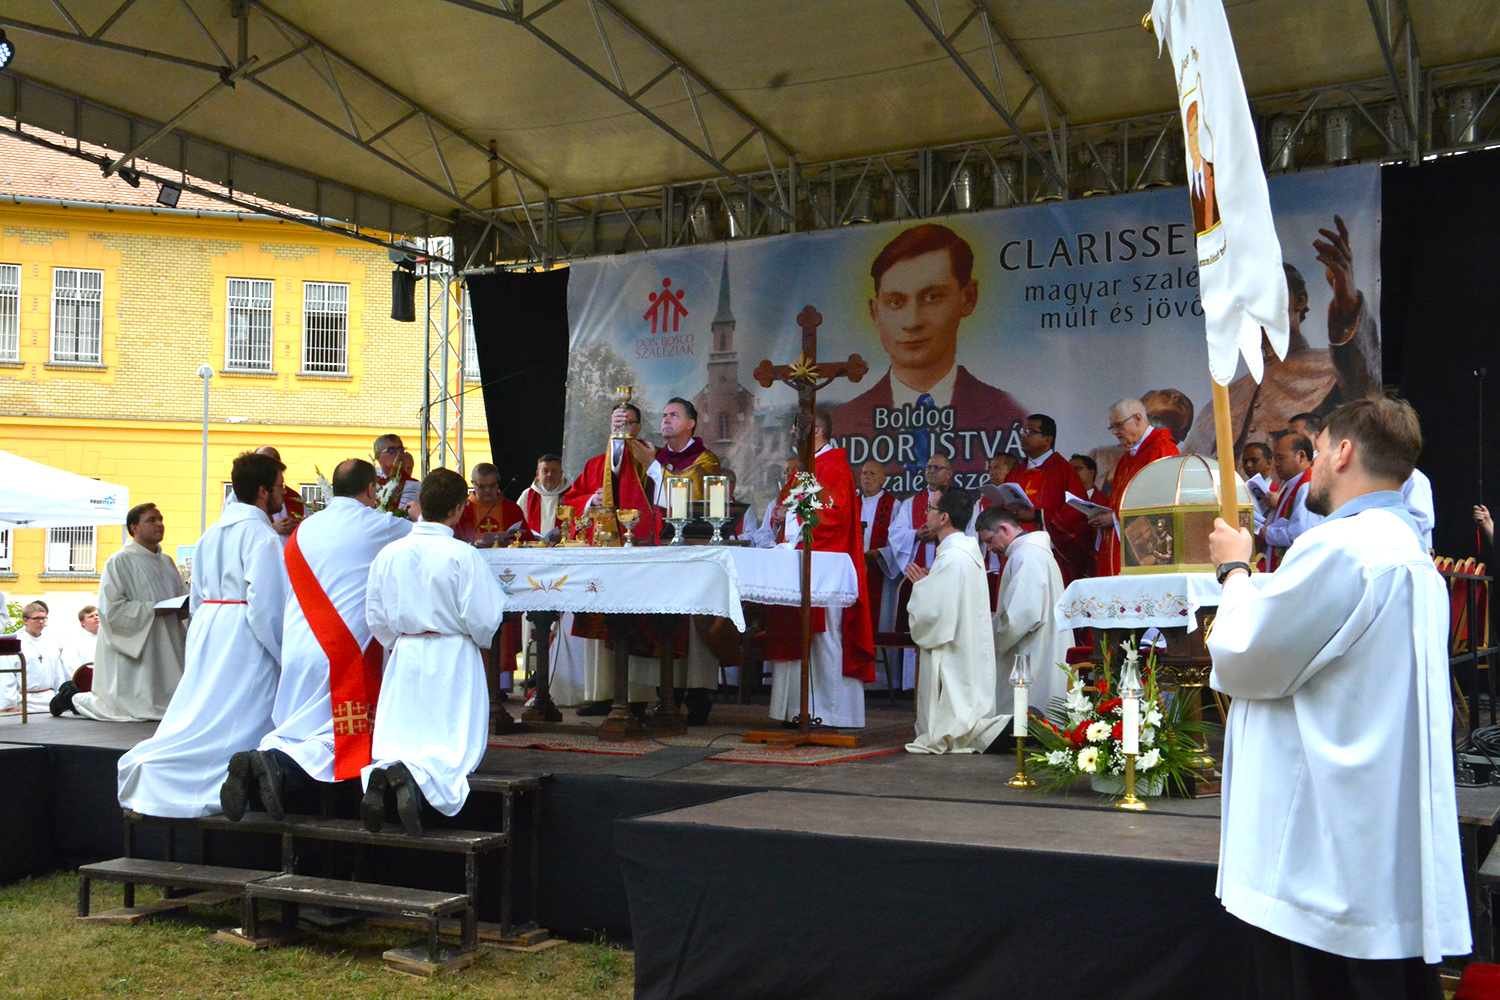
left=0, top=450, right=129, bottom=530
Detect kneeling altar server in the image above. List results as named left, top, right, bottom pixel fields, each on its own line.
left=361, top=468, right=507, bottom=836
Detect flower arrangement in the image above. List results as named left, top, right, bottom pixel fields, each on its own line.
left=2, top=600, right=23, bottom=636
left=783, top=471, right=829, bottom=547
left=374, top=457, right=413, bottom=519
left=1026, top=639, right=1217, bottom=797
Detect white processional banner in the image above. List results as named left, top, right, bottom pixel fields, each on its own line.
left=1151, top=0, right=1289, bottom=386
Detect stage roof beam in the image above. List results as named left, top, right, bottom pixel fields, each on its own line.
left=1366, top=0, right=1424, bottom=161
left=433, top=0, right=796, bottom=229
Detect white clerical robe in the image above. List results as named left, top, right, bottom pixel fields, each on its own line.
left=75, top=540, right=187, bottom=723
left=62, top=631, right=98, bottom=673
left=117, top=502, right=287, bottom=818
left=364, top=522, right=507, bottom=817
left=259, top=497, right=412, bottom=782
left=906, top=533, right=1006, bottom=754
left=992, top=530, right=1070, bottom=721
left=3, top=631, right=64, bottom=712
left=1207, top=497, right=1468, bottom=963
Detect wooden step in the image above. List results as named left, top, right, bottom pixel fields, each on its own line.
left=245, top=874, right=469, bottom=919
left=467, top=773, right=547, bottom=795
left=77, top=858, right=281, bottom=924
left=191, top=814, right=508, bottom=853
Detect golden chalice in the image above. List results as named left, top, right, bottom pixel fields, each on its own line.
left=617, top=509, right=640, bottom=547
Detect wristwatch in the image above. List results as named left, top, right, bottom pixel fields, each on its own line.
left=1215, top=561, right=1251, bottom=585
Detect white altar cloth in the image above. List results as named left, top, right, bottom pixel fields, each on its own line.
left=1055, top=572, right=1267, bottom=633
left=479, top=546, right=857, bottom=631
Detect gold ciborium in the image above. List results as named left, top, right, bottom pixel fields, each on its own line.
left=589, top=507, right=622, bottom=547
left=617, top=508, right=639, bottom=547
left=556, top=504, right=586, bottom=547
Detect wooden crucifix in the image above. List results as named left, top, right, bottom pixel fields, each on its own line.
left=743, top=305, right=869, bottom=749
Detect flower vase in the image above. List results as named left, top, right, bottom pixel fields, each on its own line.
left=1090, top=771, right=1166, bottom=797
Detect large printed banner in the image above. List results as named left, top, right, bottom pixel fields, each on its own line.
left=564, top=164, right=1380, bottom=513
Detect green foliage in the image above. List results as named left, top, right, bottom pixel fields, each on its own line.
left=2, top=600, right=23, bottom=635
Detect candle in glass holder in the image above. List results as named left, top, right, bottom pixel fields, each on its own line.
left=1122, top=696, right=1140, bottom=755
left=707, top=478, right=727, bottom=520
left=1014, top=683, right=1028, bottom=735
left=669, top=480, right=690, bottom=520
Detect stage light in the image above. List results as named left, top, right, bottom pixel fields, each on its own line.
left=0, top=31, right=14, bottom=71
left=156, top=183, right=182, bottom=208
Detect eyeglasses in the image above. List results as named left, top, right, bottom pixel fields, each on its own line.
left=1107, top=415, right=1140, bottom=432
left=23, top=615, right=46, bottom=622
left=380, top=446, right=404, bottom=455
left=924, top=464, right=949, bottom=472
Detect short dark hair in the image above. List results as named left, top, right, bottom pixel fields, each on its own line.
left=470, top=462, right=499, bottom=482
left=1070, top=453, right=1097, bottom=473
left=79, top=605, right=98, bottom=621
left=1242, top=442, right=1272, bottom=462
left=332, top=458, right=377, bottom=498
left=231, top=451, right=284, bottom=505
left=1288, top=411, right=1323, bottom=435
left=614, top=403, right=642, bottom=424
left=419, top=468, right=469, bottom=522
left=666, top=397, right=698, bottom=422
left=1283, top=435, right=1314, bottom=462
left=373, top=433, right=403, bottom=455
left=1323, top=394, right=1422, bottom=483
left=872, top=223, right=974, bottom=291
left=936, top=486, right=975, bottom=531
left=1025, top=413, right=1057, bottom=441
left=975, top=505, right=1021, bottom=534
left=795, top=408, right=834, bottom=443
left=537, top=453, right=561, bottom=466
left=126, top=502, right=159, bottom=536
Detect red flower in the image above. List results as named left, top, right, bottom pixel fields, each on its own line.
left=1098, top=697, right=1122, bottom=715
left=1111, top=720, right=1124, bottom=741
left=1097, top=678, right=1109, bottom=696
left=1068, top=720, right=1090, bottom=746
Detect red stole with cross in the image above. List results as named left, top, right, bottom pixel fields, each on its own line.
left=285, top=532, right=384, bottom=780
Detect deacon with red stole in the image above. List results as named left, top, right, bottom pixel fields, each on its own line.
left=1003, top=413, right=1093, bottom=585
left=562, top=403, right=661, bottom=544
left=223, top=458, right=412, bottom=821
left=765, top=410, right=876, bottom=729
left=1089, top=399, right=1180, bottom=576
left=517, top=454, right=569, bottom=539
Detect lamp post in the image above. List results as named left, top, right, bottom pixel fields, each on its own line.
left=197, top=364, right=213, bottom=533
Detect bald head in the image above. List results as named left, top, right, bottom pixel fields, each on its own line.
left=859, top=460, right=887, bottom=497
left=256, top=446, right=281, bottom=461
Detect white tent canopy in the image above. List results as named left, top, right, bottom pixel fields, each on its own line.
left=0, top=450, right=130, bottom=530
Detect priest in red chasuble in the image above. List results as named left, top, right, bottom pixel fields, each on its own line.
left=765, top=410, right=876, bottom=730
left=454, top=463, right=529, bottom=546
left=1003, top=413, right=1092, bottom=585
left=561, top=403, right=661, bottom=544
left=1090, top=398, right=1180, bottom=576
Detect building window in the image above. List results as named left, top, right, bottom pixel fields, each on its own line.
left=302, top=281, right=349, bottom=374
left=223, top=482, right=236, bottom=504
left=226, top=278, right=274, bottom=370
left=299, top=482, right=324, bottom=506
left=0, top=264, right=19, bottom=362
left=462, top=290, right=481, bottom=381
left=50, top=267, right=104, bottom=364
left=45, top=526, right=96, bottom=573
left=718, top=413, right=730, bottom=440
left=0, top=529, right=11, bottom=572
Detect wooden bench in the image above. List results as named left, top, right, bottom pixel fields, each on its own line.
left=77, top=857, right=281, bottom=924
left=237, top=874, right=473, bottom=975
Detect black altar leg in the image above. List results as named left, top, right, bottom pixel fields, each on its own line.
left=650, top=614, right=686, bottom=735
left=597, top=614, right=647, bottom=739
left=521, top=611, right=563, bottom=723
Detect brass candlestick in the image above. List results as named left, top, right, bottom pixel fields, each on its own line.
left=1114, top=752, right=1148, bottom=811
left=1006, top=719, right=1036, bottom=788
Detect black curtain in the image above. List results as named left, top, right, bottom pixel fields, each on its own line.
left=1381, top=149, right=1500, bottom=559
left=465, top=268, right=571, bottom=498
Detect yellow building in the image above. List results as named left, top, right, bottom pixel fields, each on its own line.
left=0, top=133, right=489, bottom=617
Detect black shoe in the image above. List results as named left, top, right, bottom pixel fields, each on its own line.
left=252, top=751, right=287, bottom=822
left=496, top=689, right=510, bottom=703
left=49, top=680, right=79, bottom=718
left=387, top=763, right=425, bottom=837
left=360, top=768, right=388, bottom=833
left=576, top=699, right=612, bottom=717
left=221, top=751, right=253, bottom=822
left=628, top=701, right=648, bottom=722
left=684, top=688, right=712, bottom=726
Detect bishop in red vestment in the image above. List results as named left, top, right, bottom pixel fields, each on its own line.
left=1093, top=401, right=1180, bottom=576
left=1004, top=414, right=1092, bottom=585
left=560, top=404, right=661, bottom=544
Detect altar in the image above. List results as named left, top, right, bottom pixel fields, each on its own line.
left=478, top=545, right=857, bottom=739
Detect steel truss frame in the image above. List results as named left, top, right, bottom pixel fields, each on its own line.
left=419, top=237, right=467, bottom=476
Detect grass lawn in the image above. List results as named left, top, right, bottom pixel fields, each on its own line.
left=0, top=872, right=633, bottom=1000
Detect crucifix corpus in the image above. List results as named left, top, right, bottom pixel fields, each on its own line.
left=743, top=305, right=868, bottom=749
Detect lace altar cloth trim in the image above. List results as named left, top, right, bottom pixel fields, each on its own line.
left=480, top=546, right=857, bottom=631
left=1055, top=572, right=1263, bottom=633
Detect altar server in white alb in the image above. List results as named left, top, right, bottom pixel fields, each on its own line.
left=56, top=504, right=187, bottom=721
left=976, top=505, right=1070, bottom=727
left=5, top=602, right=64, bottom=713
left=1207, top=395, right=1467, bottom=996
left=902, top=488, right=1006, bottom=754
left=221, top=458, right=412, bottom=821
left=117, top=451, right=288, bottom=818
left=362, top=468, right=507, bottom=837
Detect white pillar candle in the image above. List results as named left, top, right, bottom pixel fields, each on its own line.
left=707, top=480, right=727, bottom=520
left=1122, top=696, right=1140, bottom=755
left=670, top=481, right=689, bottom=520
left=1013, top=684, right=1028, bottom=738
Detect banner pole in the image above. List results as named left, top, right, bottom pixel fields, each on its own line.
left=1211, top=380, right=1239, bottom=523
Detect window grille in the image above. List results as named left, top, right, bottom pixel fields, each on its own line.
left=299, top=482, right=324, bottom=506
left=45, top=526, right=96, bottom=573
left=226, top=278, right=274, bottom=370
left=302, top=281, right=349, bottom=374
left=0, top=529, right=11, bottom=572
left=51, top=267, right=103, bottom=363
left=0, top=264, right=19, bottom=362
